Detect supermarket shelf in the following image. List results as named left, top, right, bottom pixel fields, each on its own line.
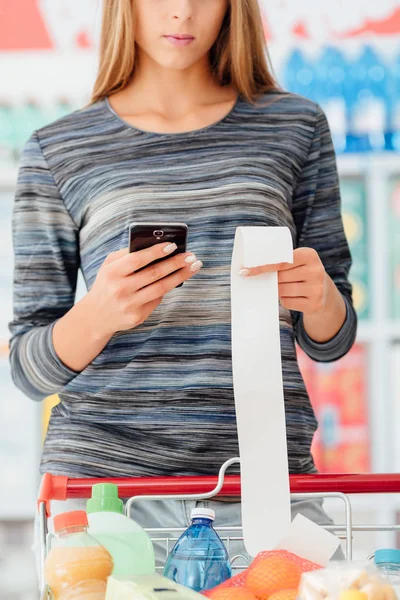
left=338, top=153, right=400, bottom=176
left=357, top=322, right=400, bottom=343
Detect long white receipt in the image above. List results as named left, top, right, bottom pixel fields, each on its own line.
left=231, top=227, right=294, bottom=556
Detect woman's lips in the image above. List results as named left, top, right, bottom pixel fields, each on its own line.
left=164, top=35, right=195, bottom=47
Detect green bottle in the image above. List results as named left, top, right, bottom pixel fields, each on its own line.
left=87, top=483, right=155, bottom=577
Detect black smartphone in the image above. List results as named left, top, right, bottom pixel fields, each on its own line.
left=129, top=222, right=188, bottom=287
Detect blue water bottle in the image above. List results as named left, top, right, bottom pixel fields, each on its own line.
left=283, top=49, right=317, bottom=101
left=390, top=50, right=400, bottom=152
left=315, top=46, right=348, bottom=154
left=163, top=508, right=232, bottom=593
left=348, top=46, right=389, bottom=153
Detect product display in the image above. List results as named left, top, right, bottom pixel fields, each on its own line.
left=283, top=45, right=400, bottom=154
left=340, top=179, right=370, bottom=320
left=0, top=99, right=75, bottom=169
left=297, top=345, right=370, bottom=474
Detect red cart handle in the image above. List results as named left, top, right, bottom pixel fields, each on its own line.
left=38, top=472, right=400, bottom=517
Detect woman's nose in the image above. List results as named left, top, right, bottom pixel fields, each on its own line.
left=172, top=0, right=194, bottom=21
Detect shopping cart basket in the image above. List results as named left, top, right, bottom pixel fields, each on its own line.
left=37, top=458, right=400, bottom=599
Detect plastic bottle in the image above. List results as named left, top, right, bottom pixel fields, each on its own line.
left=391, top=51, right=400, bottom=152
left=87, top=483, right=155, bottom=577
left=283, top=49, right=317, bottom=101
left=315, top=47, right=348, bottom=154
left=163, top=508, right=232, bottom=593
left=348, top=46, right=389, bottom=153
left=44, top=510, right=113, bottom=600
left=374, top=549, right=400, bottom=598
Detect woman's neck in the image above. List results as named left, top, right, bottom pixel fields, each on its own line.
left=107, top=51, right=238, bottom=133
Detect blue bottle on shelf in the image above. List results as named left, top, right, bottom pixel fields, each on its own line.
left=390, top=50, right=400, bottom=152
left=315, top=46, right=349, bottom=154
left=348, top=46, right=389, bottom=153
left=163, top=508, right=232, bottom=593
left=283, top=48, right=317, bottom=101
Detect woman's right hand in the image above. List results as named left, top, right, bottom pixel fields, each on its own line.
left=88, top=242, right=203, bottom=336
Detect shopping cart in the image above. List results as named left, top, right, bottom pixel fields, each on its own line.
left=37, top=458, right=400, bottom=599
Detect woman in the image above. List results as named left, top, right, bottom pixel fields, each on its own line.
left=10, top=0, right=355, bottom=561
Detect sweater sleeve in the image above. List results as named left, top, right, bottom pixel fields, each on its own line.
left=9, top=132, right=80, bottom=401
left=290, top=105, right=358, bottom=363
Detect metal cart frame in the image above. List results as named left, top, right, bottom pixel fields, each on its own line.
left=38, top=458, right=400, bottom=598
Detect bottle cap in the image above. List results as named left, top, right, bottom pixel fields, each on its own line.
left=375, top=549, right=400, bottom=565
left=54, top=510, right=88, bottom=533
left=339, top=592, right=368, bottom=600
left=86, top=483, right=124, bottom=514
left=191, top=508, right=216, bottom=521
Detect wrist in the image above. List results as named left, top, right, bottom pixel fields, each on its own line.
left=303, top=275, right=346, bottom=342
left=80, top=291, right=115, bottom=343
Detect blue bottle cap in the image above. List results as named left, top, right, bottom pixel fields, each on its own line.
left=375, top=549, right=400, bottom=565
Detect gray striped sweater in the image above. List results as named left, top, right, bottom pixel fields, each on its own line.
left=9, top=91, right=357, bottom=478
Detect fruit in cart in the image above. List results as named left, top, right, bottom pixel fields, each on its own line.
left=209, top=587, right=258, bottom=600
left=245, top=555, right=303, bottom=600
left=268, top=589, right=298, bottom=600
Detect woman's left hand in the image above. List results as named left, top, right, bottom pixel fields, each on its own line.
left=240, top=247, right=329, bottom=316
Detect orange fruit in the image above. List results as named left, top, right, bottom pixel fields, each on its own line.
left=245, top=555, right=302, bottom=600
left=210, top=587, right=258, bottom=600
left=268, top=590, right=298, bottom=600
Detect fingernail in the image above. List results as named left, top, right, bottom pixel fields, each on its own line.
left=163, top=243, right=177, bottom=254
left=239, top=268, right=250, bottom=277
left=190, top=260, right=203, bottom=272
left=185, top=253, right=197, bottom=264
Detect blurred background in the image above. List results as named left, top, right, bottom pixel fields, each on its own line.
left=0, top=1, right=399, bottom=598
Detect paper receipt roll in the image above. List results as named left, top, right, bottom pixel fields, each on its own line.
left=231, top=226, right=294, bottom=556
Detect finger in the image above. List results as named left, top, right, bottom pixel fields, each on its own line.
left=278, top=282, right=313, bottom=297
left=280, top=297, right=309, bottom=312
left=241, top=262, right=297, bottom=278
left=103, top=248, right=129, bottom=265
left=277, top=266, right=308, bottom=284
left=113, top=243, right=185, bottom=277
left=240, top=263, right=281, bottom=277
left=131, top=251, right=198, bottom=291
left=134, top=261, right=203, bottom=305
left=140, top=297, right=163, bottom=319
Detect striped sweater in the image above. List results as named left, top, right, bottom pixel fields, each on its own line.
left=9, top=91, right=357, bottom=478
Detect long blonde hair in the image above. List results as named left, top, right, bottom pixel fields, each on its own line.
left=91, top=0, right=276, bottom=104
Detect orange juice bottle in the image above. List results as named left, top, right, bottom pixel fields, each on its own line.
left=44, top=510, right=113, bottom=600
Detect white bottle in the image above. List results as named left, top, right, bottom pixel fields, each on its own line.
left=87, top=483, right=155, bottom=577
